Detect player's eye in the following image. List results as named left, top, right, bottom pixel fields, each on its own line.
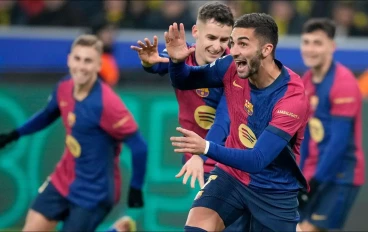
left=221, top=38, right=230, bottom=43
left=229, top=41, right=234, bottom=47
left=239, top=42, right=247, bottom=47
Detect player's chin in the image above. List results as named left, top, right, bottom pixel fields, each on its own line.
left=237, top=71, right=249, bottom=79
left=302, top=59, right=319, bottom=68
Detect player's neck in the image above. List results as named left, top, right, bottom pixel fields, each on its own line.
left=311, top=58, right=333, bottom=84
left=73, top=75, right=97, bottom=101
left=249, top=59, right=281, bottom=89
left=194, top=52, right=206, bottom=66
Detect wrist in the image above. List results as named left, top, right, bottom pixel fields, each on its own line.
left=204, top=141, right=210, bottom=155
left=170, top=58, right=185, bottom=64
left=141, top=61, right=153, bottom=68
left=9, top=130, right=20, bottom=141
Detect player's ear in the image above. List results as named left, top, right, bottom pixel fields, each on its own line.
left=192, top=24, right=198, bottom=39
left=262, top=43, right=273, bottom=58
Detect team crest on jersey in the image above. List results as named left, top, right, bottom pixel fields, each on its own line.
left=310, top=95, right=319, bottom=110
left=309, top=117, right=324, bottom=143
left=66, top=135, right=81, bottom=158
left=238, top=124, right=257, bottom=148
left=196, top=88, right=209, bottom=97
left=244, top=100, right=253, bottom=116
left=68, top=112, right=76, bottom=127
left=194, top=105, right=216, bottom=129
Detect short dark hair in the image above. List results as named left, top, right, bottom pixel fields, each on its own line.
left=302, top=18, right=336, bottom=39
left=197, top=2, right=234, bottom=27
left=234, top=13, right=278, bottom=56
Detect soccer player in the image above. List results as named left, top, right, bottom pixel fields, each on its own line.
left=298, top=18, right=365, bottom=232
left=166, top=13, right=309, bottom=232
left=130, top=2, right=232, bottom=189
left=0, top=35, right=147, bottom=231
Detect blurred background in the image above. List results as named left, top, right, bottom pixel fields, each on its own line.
left=0, top=0, right=367, bottom=231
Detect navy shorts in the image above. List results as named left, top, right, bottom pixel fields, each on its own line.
left=31, top=179, right=112, bottom=231
left=299, top=183, right=360, bottom=230
left=204, top=172, right=248, bottom=232
left=196, top=167, right=299, bottom=232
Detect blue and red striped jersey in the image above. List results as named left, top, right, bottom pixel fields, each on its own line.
left=301, top=62, right=365, bottom=186
left=169, top=55, right=309, bottom=191
left=18, top=76, right=140, bottom=208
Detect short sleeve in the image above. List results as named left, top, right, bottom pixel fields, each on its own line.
left=100, top=88, right=138, bottom=140
left=268, top=91, right=309, bottom=141
left=330, top=77, right=361, bottom=118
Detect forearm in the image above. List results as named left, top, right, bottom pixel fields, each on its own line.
left=169, top=61, right=223, bottom=90
left=124, top=131, right=148, bottom=189
left=17, top=108, right=60, bottom=136
left=314, top=117, right=352, bottom=182
left=205, top=130, right=287, bottom=173
left=143, top=62, right=168, bottom=76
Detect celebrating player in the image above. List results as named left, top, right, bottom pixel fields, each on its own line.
left=0, top=35, right=147, bottom=231
left=166, top=13, right=309, bottom=232
left=131, top=2, right=232, bottom=189
left=298, top=18, right=365, bottom=232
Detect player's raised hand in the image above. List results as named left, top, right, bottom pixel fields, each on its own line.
left=130, top=36, right=169, bottom=67
left=175, top=155, right=205, bottom=188
left=164, top=23, right=195, bottom=63
left=170, top=127, right=206, bottom=154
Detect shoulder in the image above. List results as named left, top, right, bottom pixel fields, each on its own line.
left=100, top=81, right=121, bottom=104
left=332, top=63, right=360, bottom=93
left=283, top=66, right=305, bottom=94
left=334, top=63, right=358, bottom=84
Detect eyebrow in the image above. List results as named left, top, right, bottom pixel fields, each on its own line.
left=229, top=36, right=250, bottom=41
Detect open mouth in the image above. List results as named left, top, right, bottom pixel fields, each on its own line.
left=235, top=60, right=247, bottom=68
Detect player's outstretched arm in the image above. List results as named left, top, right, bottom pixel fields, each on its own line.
left=171, top=127, right=288, bottom=173
left=131, top=36, right=170, bottom=76
left=123, top=131, right=148, bottom=208
left=313, top=79, right=361, bottom=183
left=99, top=89, right=147, bottom=208
left=0, top=91, right=60, bottom=149
left=171, top=91, right=309, bottom=173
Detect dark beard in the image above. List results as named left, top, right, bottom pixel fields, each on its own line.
left=245, top=50, right=263, bottom=79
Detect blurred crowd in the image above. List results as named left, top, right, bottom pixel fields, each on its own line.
left=0, top=0, right=368, bottom=37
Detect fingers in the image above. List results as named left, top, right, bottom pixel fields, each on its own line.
left=179, top=23, right=186, bottom=41
left=182, top=170, right=191, bottom=185
left=190, top=172, right=198, bottom=188
left=198, top=171, right=205, bottom=188
left=144, top=38, right=153, bottom=47
left=174, top=148, right=195, bottom=153
left=175, top=165, right=186, bottom=178
left=188, top=47, right=196, bottom=54
left=159, top=57, right=170, bottom=63
left=153, top=35, right=159, bottom=47
left=176, top=127, right=193, bottom=137
left=172, top=22, right=179, bottom=39
left=130, top=46, right=142, bottom=52
left=137, top=40, right=146, bottom=48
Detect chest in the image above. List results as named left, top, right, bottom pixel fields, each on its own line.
left=58, top=98, right=101, bottom=134
left=305, top=79, right=333, bottom=119
left=224, top=76, right=284, bottom=138
left=175, top=86, right=223, bottom=108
